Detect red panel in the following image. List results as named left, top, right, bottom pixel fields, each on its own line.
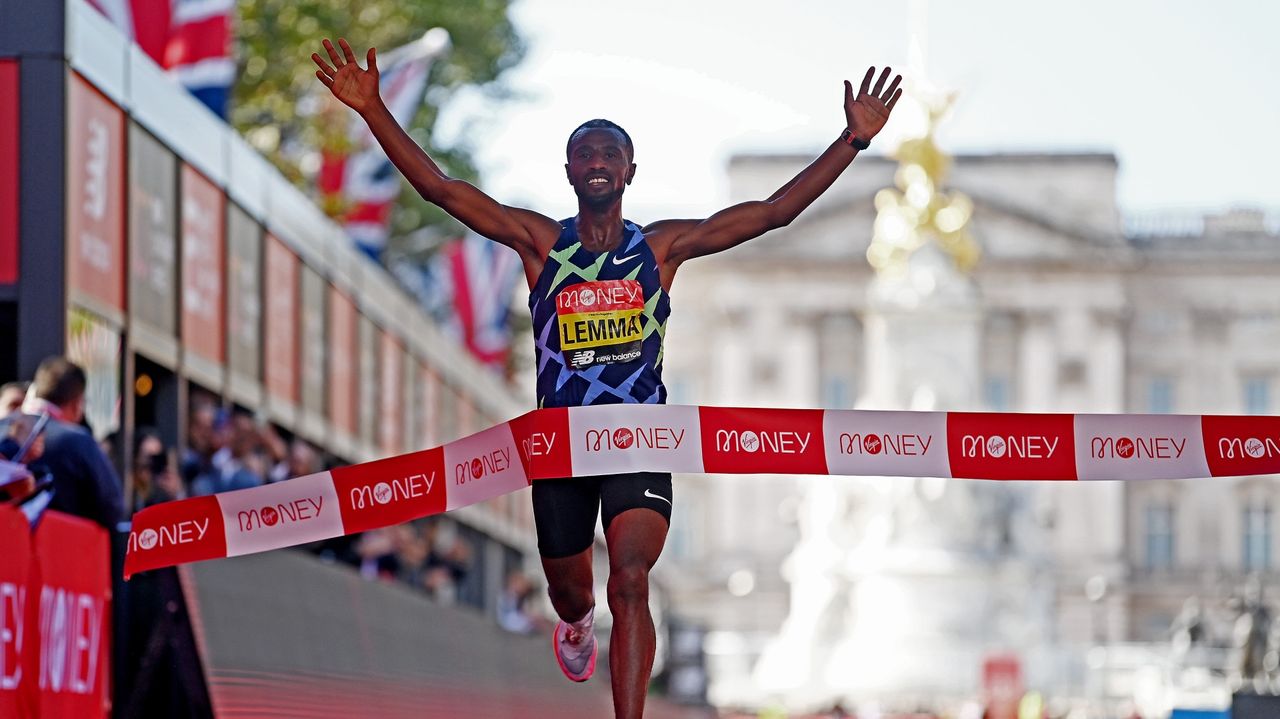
left=0, top=62, right=17, bottom=284
left=327, top=287, right=357, bottom=435
left=180, top=164, right=226, bottom=364
left=510, top=407, right=572, bottom=479
left=698, top=406, right=828, bottom=475
left=1202, top=415, right=1280, bottom=477
left=331, top=447, right=447, bottom=534
left=946, top=412, right=1077, bottom=480
left=263, top=235, right=299, bottom=404
left=31, top=512, right=112, bottom=718
left=66, top=73, right=126, bottom=315
left=378, top=332, right=403, bottom=454
left=0, top=506, right=30, bottom=718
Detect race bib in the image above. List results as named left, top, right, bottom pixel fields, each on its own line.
left=556, top=280, right=644, bottom=369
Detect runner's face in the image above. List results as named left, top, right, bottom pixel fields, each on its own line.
left=565, top=128, right=635, bottom=204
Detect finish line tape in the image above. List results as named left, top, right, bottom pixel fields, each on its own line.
left=124, top=405, right=1280, bottom=577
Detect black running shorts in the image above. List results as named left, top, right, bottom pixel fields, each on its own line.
left=531, top=471, right=673, bottom=559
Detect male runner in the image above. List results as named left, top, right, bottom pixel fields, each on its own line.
left=313, top=37, right=900, bottom=718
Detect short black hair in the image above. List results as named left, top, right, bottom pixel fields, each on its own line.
left=566, top=119, right=633, bottom=159
left=32, top=356, right=86, bottom=408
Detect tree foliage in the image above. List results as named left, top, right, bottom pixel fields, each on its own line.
left=232, top=0, right=524, bottom=250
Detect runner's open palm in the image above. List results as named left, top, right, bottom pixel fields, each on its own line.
left=312, top=38, right=380, bottom=114
left=844, top=66, right=903, bottom=142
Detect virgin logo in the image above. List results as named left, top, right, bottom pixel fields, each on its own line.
left=350, top=472, right=435, bottom=509
left=260, top=506, right=280, bottom=526
left=1090, top=436, right=1185, bottom=460
left=1216, top=436, right=1277, bottom=460
left=579, top=288, right=597, bottom=306
left=961, top=434, right=1058, bottom=460
left=715, top=430, right=810, bottom=454
left=862, top=434, right=883, bottom=454
left=128, top=518, right=210, bottom=552
left=237, top=497, right=324, bottom=532
left=455, top=448, right=512, bottom=485
left=838, top=433, right=932, bottom=456
left=585, top=427, right=685, bottom=452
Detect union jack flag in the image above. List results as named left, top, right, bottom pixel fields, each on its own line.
left=86, top=0, right=234, bottom=117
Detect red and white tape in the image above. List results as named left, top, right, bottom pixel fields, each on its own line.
left=124, top=405, right=1280, bottom=578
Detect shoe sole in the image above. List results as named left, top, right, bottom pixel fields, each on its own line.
left=552, top=620, right=597, bottom=682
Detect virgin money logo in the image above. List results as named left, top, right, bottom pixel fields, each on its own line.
left=585, top=426, right=685, bottom=452
left=1218, top=436, right=1279, bottom=460
left=961, top=434, right=1058, bottom=460
left=613, top=428, right=635, bottom=448
left=838, top=432, right=932, bottom=456
left=237, top=497, right=324, bottom=532
left=454, top=448, right=512, bottom=485
left=1090, top=436, right=1186, bottom=460
left=128, top=518, right=211, bottom=552
left=579, top=288, right=597, bottom=306
left=349, top=472, right=436, bottom=510
left=715, top=429, right=810, bottom=454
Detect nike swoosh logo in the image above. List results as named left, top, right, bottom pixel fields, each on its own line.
left=644, top=489, right=672, bottom=506
left=611, top=253, right=640, bottom=265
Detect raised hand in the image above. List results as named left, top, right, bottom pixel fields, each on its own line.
left=844, top=67, right=903, bottom=143
left=312, top=38, right=381, bottom=115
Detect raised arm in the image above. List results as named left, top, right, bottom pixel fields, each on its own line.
left=312, top=38, right=560, bottom=266
left=656, top=67, right=902, bottom=266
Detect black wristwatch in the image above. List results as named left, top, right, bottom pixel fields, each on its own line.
left=840, top=128, right=871, bottom=150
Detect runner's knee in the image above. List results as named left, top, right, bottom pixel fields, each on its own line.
left=606, top=563, right=650, bottom=609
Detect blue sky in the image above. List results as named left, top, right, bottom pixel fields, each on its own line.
left=437, top=0, right=1280, bottom=222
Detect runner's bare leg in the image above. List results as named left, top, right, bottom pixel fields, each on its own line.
left=605, top=508, right=668, bottom=719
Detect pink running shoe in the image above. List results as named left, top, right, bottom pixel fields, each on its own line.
left=552, top=617, right=597, bottom=682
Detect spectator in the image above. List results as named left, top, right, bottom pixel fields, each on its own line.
left=497, top=571, right=545, bottom=635
left=180, top=396, right=222, bottom=485
left=268, top=437, right=321, bottom=483
left=130, top=427, right=184, bottom=510
left=0, top=381, right=28, bottom=415
left=0, top=357, right=123, bottom=529
left=191, top=410, right=263, bottom=496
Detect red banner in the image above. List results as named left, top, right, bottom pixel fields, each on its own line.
left=263, top=235, right=299, bottom=404
left=66, top=72, right=126, bottom=316
left=126, top=406, right=1280, bottom=578
left=0, top=507, right=111, bottom=719
left=328, top=287, right=358, bottom=436
left=181, top=163, right=226, bottom=365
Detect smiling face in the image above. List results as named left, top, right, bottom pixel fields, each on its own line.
left=565, top=127, right=636, bottom=207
